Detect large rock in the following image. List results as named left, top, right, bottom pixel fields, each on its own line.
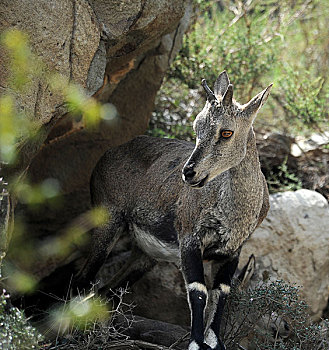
left=129, top=262, right=190, bottom=326
left=0, top=0, right=100, bottom=127
left=240, top=189, right=329, bottom=319
left=116, top=314, right=189, bottom=349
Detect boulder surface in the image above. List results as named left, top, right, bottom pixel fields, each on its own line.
left=240, top=189, right=329, bottom=319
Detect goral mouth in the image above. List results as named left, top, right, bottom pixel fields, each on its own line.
left=190, top=175, right=209, bottom=188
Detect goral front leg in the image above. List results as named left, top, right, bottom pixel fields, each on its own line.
left=181, top=236, right=211, bottom=350
left=204, top=255, right=239, bottom=350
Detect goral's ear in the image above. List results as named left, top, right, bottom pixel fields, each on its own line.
left=214, top=70, right=230, bottom=98
left=243, top=84, right=273, bottom=117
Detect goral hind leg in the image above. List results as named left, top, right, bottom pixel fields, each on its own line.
left=74, top=211, right=125, bottom=292
left=99, top=245, right=156, bottom=295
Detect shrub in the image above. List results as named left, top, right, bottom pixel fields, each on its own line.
left=169, top=1, right=280, bottom=101
left=276, top=65, right=328, bottom=132
left=41, top=287, right=135, bottom=350
left=0, top=289, right=43, bottom=349
left=266, top=157, right=302, bottom=193
left=222, top=280, right=329, bottom=350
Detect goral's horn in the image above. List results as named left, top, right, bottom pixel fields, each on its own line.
left=222, top=84, right=233, bottom=106
left=201, top=79, right=217, bottom=104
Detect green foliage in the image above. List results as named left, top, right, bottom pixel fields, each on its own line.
left=0, top=29, right=42, bottom=164
left=49, top=75, right=118, bottom=128
left=170, top=1, right=279, bottom=101
left=277, top=65, right=327, bottom=131
left=148, top=79, right=197, bottom=140
left=37, top=206, right=110, bottom=260
left=12, top=177, right=61, bottom=209
left=267, top=157, right=302, bottom=193
left=0, top=87, right=35, bottom=164
left=148, top=81, right=194, bottom=140
left=4, top=206, right=110, bottom=285
left=0, top=289, right=43, bottom=349
left=4, top=269, right=37, bottom=294
left=223, top=280, right=329, bottom=349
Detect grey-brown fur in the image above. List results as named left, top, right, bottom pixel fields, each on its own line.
left=76, top=71, right=272, bottom=350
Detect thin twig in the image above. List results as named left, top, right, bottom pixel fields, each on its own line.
left=106, top=339, right=171, bottom=350
left=286, top=0, right=313, bottom=27
left=134, top=340, right=170, bottom=350
left=168, top=331, right=190, bottom=349
left=238, top=344, right=247, bottom=350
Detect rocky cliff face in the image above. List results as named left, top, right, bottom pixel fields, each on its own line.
left=0, top=0, right=192, bottom=249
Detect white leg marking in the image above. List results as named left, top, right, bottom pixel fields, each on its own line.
left=188, top=340, right=200, bottom=350
left=220, top=283, right=231, bottom=294
left=205, top=328, right=218, bottom=348
left=188, top=282, right=208, bottom=295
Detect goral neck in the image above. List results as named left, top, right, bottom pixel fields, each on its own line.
left=230, top=128, right=263, bottom=188
left=225, top=128, right=264, bottom=227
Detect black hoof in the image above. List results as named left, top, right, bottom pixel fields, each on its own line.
left=206, top=340, right=226, bottom=350
left=213, top=342, right=226, bottom=350
left=200, top=344, right=212, bottom=350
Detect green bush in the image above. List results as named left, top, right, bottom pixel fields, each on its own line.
left=276, top=65, right=328, bottom=132
left=169, top=1, right=279, bottom=101
left=266, top=157, right=302, bottom=193
left=0, top=289, right=43, bottom=349
left=223, top=280, right=329, bottom=350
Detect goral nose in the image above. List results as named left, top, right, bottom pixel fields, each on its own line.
left=182, top=164, right=196, bottom=182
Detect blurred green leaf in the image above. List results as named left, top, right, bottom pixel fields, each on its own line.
left=51, top=295, right=110, bottom=332
left=6, top=269, right=38, bottom=294
left=1, top=29, right=32, bottom=90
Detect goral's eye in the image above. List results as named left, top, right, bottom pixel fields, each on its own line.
left=221, top=130, right=233, bottom=138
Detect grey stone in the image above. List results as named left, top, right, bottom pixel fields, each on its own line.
left=240, top=189, right=329, bottom=319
